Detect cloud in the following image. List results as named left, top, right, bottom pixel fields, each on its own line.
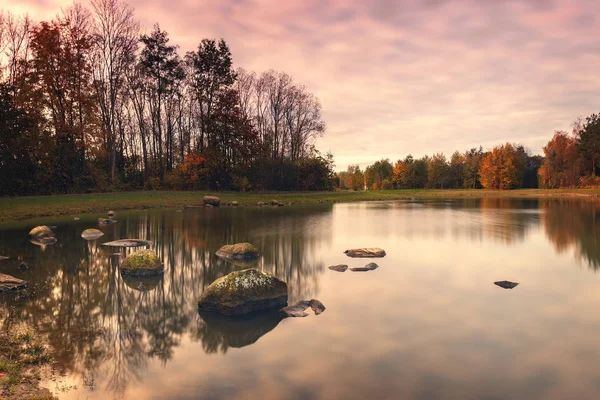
left=5, top=0, right=600, bottom=169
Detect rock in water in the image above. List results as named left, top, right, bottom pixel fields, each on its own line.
left=120, top=249, right=164, bottom=277
left=309, top=299, right=326, bottom=315
left=344, top=248, right=386, bottom=258
left=279, top=300, right=310, bottom=317
left=81, top=228, right=104, bottom=240
left=18, top=261, right=28, bottom=271
left=328, top=264, right=348, bottom=272
left=29, top=226, right=54, bottom=239
left=98, top=218, right=117, bottom=225
left=205, top=204, right=214, bottom=208
left=198, top=269, right=288, bottom=316
left=494, top=281, right=519, bottom=289
left=216, top=243, right=260, bottom=261
left=107, top=210, right=115, bottom=217
left=350, top=262, right=379, bottom=272
left=0, top=273, right=27, bottom=294
left=74, top=217, right=80, bottom=220
left=0, top=256, right=9, bottom=261
left=270, top=200, right=279, bottom=206
left=279, top=299, right=326, bottom=318
left=102, top=239, right=152, bottom=247
left=231, top=201, right=239, bottom=207
left=29, top=225, right=57, bottom=246
left=203, top=196, right=221, bottom=207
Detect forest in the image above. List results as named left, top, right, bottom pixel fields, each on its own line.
left=0, top=0, right=333, bottom=196
left=338, top=114, right=600, bottom=191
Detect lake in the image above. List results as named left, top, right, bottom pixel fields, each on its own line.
left=1, top=198, right=600, bottom=399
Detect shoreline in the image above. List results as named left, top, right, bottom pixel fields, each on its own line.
left=2, top=189, right=600, bottom=223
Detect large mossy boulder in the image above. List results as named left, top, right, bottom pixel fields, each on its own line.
left=216, top=243, right=260, bottom=261
left=120, top=249, right=164, bottom=277
left=203, top=196, right=221, bottom=207
left=198, top=269, right=288, bottom=316
left=344, top=248, right=386, bottom=258
left=0, top=273, right=27, bottom=294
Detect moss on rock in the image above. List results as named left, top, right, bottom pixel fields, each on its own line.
left=120, top=249, right=164, bottom=277
left=198, top=269, right=288, bottom=315
left=216, top=243, right=259, bottom=261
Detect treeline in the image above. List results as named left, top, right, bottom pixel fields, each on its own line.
left=0, top=0, right=333, bottom=195
left=337, top=113, right=600, bottom=190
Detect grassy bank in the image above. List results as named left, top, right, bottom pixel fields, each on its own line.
left=2, top=188, right=600, bottom=222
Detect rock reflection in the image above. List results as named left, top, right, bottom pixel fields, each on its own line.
left=0, top=206, right=331, bottom=397
left=192, top=311, right=283, bottom=354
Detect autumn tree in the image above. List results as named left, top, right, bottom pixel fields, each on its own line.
left=478, top=143, right=527, bottom=190
left=578, top=113, right=600, bottom=176
left=539, top=131, right=581, bottom=188
left=365, top=159, right=393, bottom=189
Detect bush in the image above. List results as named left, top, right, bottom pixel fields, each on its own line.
left=579, top=175, right=600, bottom=188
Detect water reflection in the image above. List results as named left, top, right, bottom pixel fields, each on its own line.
left=1, top=199, right=600, bottom=399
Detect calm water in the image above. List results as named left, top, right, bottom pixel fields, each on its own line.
left=1, top=198, right=600, bottom=400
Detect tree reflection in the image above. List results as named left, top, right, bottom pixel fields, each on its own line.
left=0, top=206, right=330, bottom=398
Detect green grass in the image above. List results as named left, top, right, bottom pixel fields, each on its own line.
left=2, top=188, right=600, bottom=222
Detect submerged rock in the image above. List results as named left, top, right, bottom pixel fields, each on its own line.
left=328, top=264, right=348, bottom=272
left=18, top=261, right=28, bottom=271
left=107, top=210, right=115, bottom=217
left=216, top=243, right=260, bottom=261
left=0, top=273, right=27, bottom=294
left=203, top=196, right=221, bottom=207
left=198, top=269, right=288, bottom=316
left=102, top=239, right=152, bottom=247
left=279, top=299, right=326, bottom=318
left=350, top=262, right=379, bottom=272
left=270, top=200, right=279, bottom=206
left=81, top=228, right=104, bottom=240
left=120, top=249, right=164, bottom=277
left=494, top=281, right=519, bottom=289
left=0, top=256, right=9, bottom=261
left=98, top=218, right=117, bottom=225
left=344, top=248, right=386, bottom=258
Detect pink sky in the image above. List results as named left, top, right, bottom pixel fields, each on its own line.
left=6, top=0, right=600, bottom=169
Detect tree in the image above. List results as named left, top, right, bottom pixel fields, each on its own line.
left=427, top=153, right=449, bottom=188
left=463, top=147, right=484, bottom=189
left=478, top=143, right=527, bottom=190
left=539, top=131, right=581, bottom=188
left=578, top=113, right=600, bottom=176
left=365, top=159, right=393, bottom=190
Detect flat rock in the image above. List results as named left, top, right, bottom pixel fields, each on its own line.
left=350, top=262, right=379, bottom=272
left=344, top=248, right=386, bottom=258
left=120, top=249, right=164, bottom=277
left=0, top=273, right=27, bottom=294
left=216, top=243, right=260, bottom=261
left=81, top=228, right=104, bottom=240
left=198, top=269, right=288, bottom=316
left=102, top=239, right=152, bottom=247
left=203, top=196, right=221, bottom=206
left=279, top=299, right=326, bottom=318
left=494, top=281, right=519, bottom=289
left=328, top=264, right=348, bottom=272
left=98, top=218, right=117, bottom=225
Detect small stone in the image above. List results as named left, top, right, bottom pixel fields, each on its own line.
left=257, top=201, right=266, bottom=206
left=176, top=210, right=182, bottom=213
left=344, top=248, right=386, bottom=258
left=102, top=239, right=153, bottom=247
left=328, top=264, right=348, bottom=272
left=232, top=201, right=239, bottom=207
left=107, top=210, right=115, bottom=217
left=494, top=281, right=519, bottom=289
left=270, top=200, right=279, bottom=206
left=98, top=218, right=117, bottom=225
left=278, top=203, right=284, bottom=207
left=203, top=196, right=221, bottom=207
left=18, top=261, right=28, bottom=271
left=0, top=256, right=9, bottom=261
left=350, top=262, right=379, bottom=272
left=279, top=299, right=326, bottom=318
left=205, top=204, right=214, bottom=208
left=74, top=217, right=80, bottom=220
left=309, top=299, right=326, bottom=315
left=81, top=228, right=104, bottom=240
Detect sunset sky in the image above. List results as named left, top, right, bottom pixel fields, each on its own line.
left=6, top=0, right=600, bottom=169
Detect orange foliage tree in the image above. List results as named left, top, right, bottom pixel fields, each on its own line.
left=478, top=143, right=527, bottom=189
left=178, top=152, right=207, bottom=188
left=539, top=131, right=582, bottom=188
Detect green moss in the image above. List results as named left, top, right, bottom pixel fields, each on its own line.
left=120, top=249, right=163, bottom=275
